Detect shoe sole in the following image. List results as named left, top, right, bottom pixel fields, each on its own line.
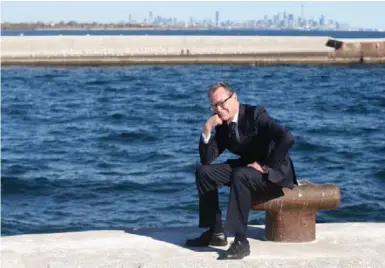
left=218, top=251, right=250, bottom=260
left=242, top=251, right=251, bottom=259
left=209, top=241, right=228, bottom=247
left=236, top=251, right=250, bottom=259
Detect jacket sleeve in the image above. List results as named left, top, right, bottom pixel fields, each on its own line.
left=255, top=108, right=295, bottom=169
left=199, top=128, right=226, bottom=165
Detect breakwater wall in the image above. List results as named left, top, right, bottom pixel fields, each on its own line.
left=2, top=36, right=385, bottom=65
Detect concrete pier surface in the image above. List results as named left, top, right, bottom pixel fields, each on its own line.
left=1, top=222, right=384, bottom=268
left=1, top=36, right=384, bottom=65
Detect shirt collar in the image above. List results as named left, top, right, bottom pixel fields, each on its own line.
left=227, top=109, right=239, bottom=124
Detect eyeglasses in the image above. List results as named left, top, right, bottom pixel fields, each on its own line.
left=210, top=93, right=234, bottom=111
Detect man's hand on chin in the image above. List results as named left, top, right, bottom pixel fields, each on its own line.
left=247, top=162, right=264, bottom=173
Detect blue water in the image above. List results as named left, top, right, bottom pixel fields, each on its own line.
left=1, top=65, right=385, bottom=236
left=2, top=29, right=385, bottom=39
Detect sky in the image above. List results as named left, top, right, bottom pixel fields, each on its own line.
left=1, top=1, right=385, bottom=29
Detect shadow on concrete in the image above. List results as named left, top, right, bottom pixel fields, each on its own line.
left=124, top=225, right=266, bottom=255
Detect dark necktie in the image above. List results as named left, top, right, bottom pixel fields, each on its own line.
left=228, top=122, right=240, bottom=143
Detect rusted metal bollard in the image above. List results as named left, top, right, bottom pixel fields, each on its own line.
left=251, top=182, right=340, bottom=242
left=326, top=38, right=385, bottom=61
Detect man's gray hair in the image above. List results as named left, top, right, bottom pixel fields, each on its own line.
left=208, top=82, right=234, bottom=99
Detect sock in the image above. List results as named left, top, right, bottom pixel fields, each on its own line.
left=235, top=233, right=247, bottom=242
left=210, top=223, right=224, bottom=234
left=210, top=214, right=224, bottom=234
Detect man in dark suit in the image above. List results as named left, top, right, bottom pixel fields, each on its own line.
left=185, top=82, right=297, bottom=260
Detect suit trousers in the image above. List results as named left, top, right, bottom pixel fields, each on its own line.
left=195, top=163, right=283, bottom=237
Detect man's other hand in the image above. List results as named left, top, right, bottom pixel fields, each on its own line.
left=247, top=162, right=264, bottom=173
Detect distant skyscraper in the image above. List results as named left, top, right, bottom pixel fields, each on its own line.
left=264, top=15, right=268, bottom=23
left=215, top=11, right=219, bottom=27
left=319, top=15, right=325, bottom=26
left=301, top=4, right=304, bottom=21
left=283, top=11, right=288, bottom=27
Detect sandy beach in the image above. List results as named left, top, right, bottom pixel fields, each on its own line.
left=1, top=36, right=385, bottom=65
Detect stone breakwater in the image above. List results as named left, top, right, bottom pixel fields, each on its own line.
left=1, top=36, right=385, bottom=65
left=1, top=223, right=385, bottom=268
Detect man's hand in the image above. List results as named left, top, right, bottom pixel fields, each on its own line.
left=247, top=162, right=264, bottom=173
left=203, top=114, right=223, bottom=137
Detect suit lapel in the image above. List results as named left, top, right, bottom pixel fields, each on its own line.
left=226, top=104, right=247, bottom=153
left=237, top=104, right=246, bottom=142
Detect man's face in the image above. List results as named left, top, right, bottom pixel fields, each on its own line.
left=210, top=87, right=238, bottom=122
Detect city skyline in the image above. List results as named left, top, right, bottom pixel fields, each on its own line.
left=2, top=1, right=385, bottom=30
left=126, top=10, right=353, bottom=30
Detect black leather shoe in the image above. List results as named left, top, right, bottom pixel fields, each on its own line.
left=185, top=229, right=228, bottom=247
left=218, top=240, right=250, bottom=260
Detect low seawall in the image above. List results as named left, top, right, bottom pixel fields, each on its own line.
left=1, top=223, right=385, bottom=268
left=2, top=36, right=384, bottom=65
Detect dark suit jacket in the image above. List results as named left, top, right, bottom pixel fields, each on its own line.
left=199, top=104, right=297, bottom=189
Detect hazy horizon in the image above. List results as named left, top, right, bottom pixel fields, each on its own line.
left=1, top=1, right=385, bottom=30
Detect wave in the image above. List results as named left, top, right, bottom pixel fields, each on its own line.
left=99, top=130, right=158, bottom=143
left=1, top=176, right=54, bottom=195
